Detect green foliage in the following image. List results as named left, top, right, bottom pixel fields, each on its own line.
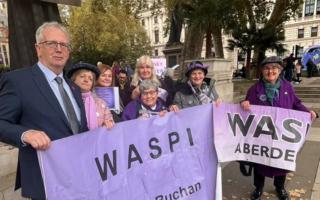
left=224, top=0, right=303, bottom=54
left=62, top=0, right=151, bottom=65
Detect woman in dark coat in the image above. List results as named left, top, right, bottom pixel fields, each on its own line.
left=241, top=56, right=317, bottom=200
left=173, top=60, right=221, bottom=109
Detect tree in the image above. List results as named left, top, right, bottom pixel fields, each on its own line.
left=223, top=0, right=303, bottom=78
left=164, top=0, right=225, bottom=60
left=62, top=0, right=151, bottom=65
left=163, top=0, right=227, bottom=78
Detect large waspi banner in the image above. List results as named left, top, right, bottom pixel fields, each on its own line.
left=38, top=103, right=218, bottom=200
left=214, top=103, right=311, bottom=171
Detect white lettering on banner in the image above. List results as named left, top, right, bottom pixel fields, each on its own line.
left=94, top=128, right=195, bottom=182
left=234, top=143, right=296, bottom=162
left=155, top=182, right=201, bottom=200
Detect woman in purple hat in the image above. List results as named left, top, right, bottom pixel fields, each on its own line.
left=240, top=56, right=317, bottom=200
left=172, top=60, right=221, bottom=109
left=68, top=62, right=115, bottom=130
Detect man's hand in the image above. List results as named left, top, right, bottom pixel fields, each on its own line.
left=22, top=130, right=51, bottom=150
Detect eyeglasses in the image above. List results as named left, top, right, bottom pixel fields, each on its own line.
left=262, top=66, right=279, bottom=72
left=141, top=90, right=157, bottom=97
left=38, top=41, right=71, bottom=51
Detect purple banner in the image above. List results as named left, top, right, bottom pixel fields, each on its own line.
left=214, top=103, right=311, bottom=171
left=38, top=104, right=217, bottom=200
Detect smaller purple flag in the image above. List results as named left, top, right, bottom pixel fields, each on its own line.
left=214, top=103, right=311, bottom=171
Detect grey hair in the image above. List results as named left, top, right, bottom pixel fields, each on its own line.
left=139, top=80, right=160, bottom=94
left=131, top=55, right=160, bottom=86
left=35, top=21, right=70, bottom=43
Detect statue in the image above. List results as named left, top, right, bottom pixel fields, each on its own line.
left=8, top=0, right=80, bottom=69
left=166, top=5, right=183, bottom=46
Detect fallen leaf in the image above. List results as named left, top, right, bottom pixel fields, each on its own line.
left=287, top=172, right=295, bottom=177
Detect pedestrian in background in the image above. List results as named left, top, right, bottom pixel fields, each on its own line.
left=306, top=57, right=317, bottom=78
left=294, top=59, right=302, bottom=83
left=116, top=69, right=132, bottom=107
left=284, top=53, right=295, bottom=82
left=240, top=56, right=316, bottom=200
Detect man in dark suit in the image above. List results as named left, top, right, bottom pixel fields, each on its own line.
left=0, top=22, right=88, bottom=199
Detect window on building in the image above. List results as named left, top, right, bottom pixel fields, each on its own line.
left=305, top=0, right=315, bottom=16
left=154, top=30, right=159, bottom=43
left=317, top=0, right=320, bottom=14
left=154, top=49, right=158, bottom=57
left=141, top=19, right=145, bottom=26
left=298, top=28, right=304, bottom=38
left=311, top=26, right=318, bottom=37
left=154, top=16, right=158, bottom=24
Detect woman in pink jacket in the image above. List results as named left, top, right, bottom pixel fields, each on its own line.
left=67, top=62, right=114, bottom=130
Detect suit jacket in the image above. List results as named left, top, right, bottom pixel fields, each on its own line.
left=0, top=64, right=88, bottom=199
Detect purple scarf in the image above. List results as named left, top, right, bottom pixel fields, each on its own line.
left=82, top=92, right=98, bottom=130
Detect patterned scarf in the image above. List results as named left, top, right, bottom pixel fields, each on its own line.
left=263, top=79, right=280, bottom=106
left=187, top=80, right=212, bottom=105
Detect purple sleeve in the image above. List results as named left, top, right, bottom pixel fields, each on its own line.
left=245, top=84, right=257, bottom=103
left=121, top=101, right=137, bottom=121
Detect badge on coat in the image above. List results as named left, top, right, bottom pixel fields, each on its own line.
left=259, top=94, right=267, bottom=102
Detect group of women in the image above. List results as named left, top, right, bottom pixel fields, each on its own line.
left=67, top=55, right=316, bottom=200
left=67, top=55, right=221, bottom=127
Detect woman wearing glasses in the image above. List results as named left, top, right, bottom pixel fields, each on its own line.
left=173, top=60, right=221, bottom=109
left=122, top=80, right=178, bottom=121
left=240, top=56, right=317, bottom=200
